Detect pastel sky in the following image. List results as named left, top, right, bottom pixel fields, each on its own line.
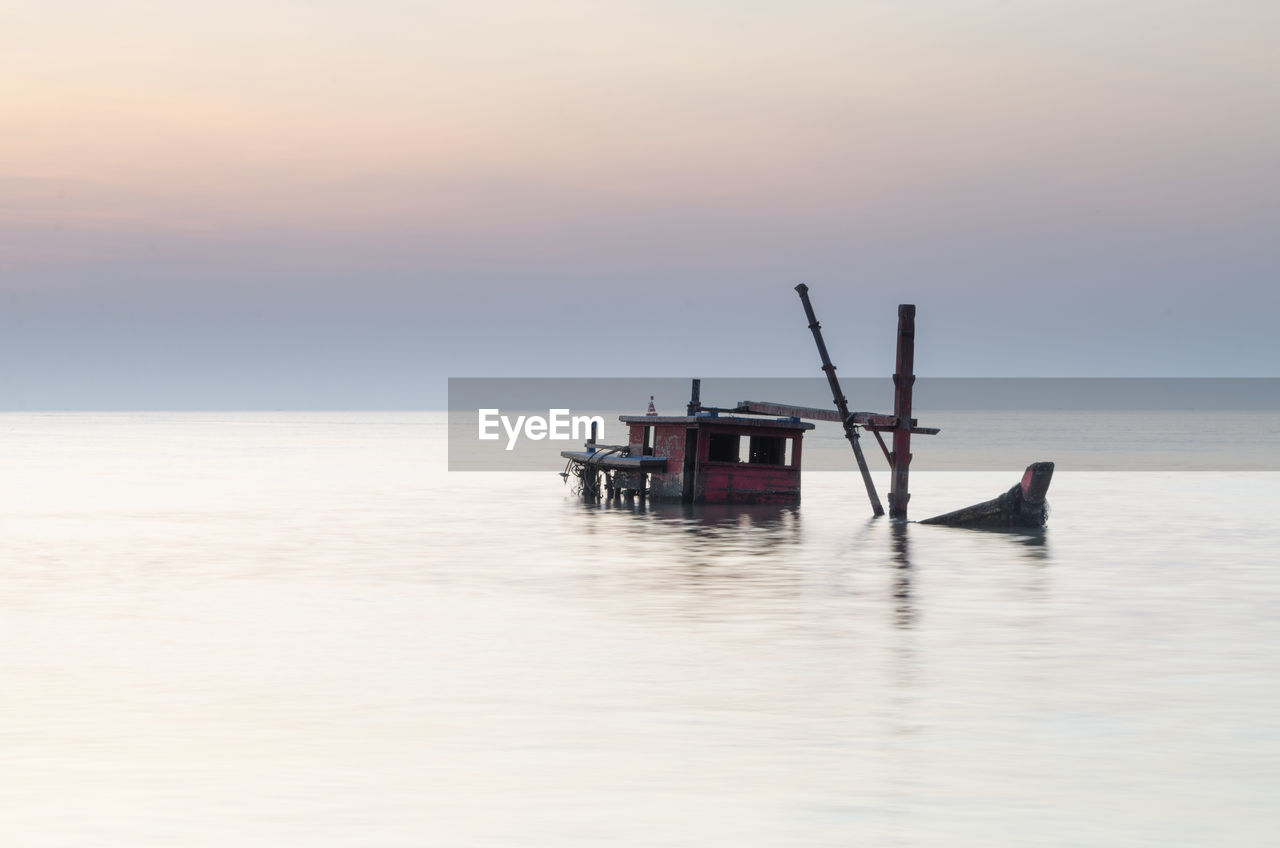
left=2, top=1, right=1277, bottom=407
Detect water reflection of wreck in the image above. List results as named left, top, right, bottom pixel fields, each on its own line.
left=560, top=285, right=1055, bottom=528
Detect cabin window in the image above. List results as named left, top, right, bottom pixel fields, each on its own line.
left=748, top=435, right=786, bottom=465
left=706, top=432, right=740, bottom=462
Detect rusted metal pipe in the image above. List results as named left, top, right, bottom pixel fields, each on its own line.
left=794, top=284, right=885, bottom=517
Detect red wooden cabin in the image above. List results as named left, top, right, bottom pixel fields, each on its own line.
left=619, top=413, right=814, bottom=504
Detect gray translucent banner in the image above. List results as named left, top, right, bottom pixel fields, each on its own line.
left=448, top=377, right=1280, bottom=471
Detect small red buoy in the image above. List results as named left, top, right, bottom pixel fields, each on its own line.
left=646, top=395, right=657, bottom=416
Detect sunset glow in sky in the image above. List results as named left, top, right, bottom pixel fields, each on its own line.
left=3, top=1, right=1277, bottom=406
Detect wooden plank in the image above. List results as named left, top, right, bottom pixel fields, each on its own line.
left=733, top=400, right=842, bottom=421
left=855, top=413, right=901, bottom=428
left=734, top=401, right=915, bottom=429
left=619, top=414, right=813, bottom=430
left=865, top=425, right=941, bottom=435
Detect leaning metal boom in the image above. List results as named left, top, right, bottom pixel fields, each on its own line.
left=794, top=284, right=885, bottom=517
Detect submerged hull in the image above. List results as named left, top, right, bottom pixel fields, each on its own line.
left=920, top=462, right=1055, bottom=528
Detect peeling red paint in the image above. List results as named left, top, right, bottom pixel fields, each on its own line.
left=618, top=415, right=812, bottom=504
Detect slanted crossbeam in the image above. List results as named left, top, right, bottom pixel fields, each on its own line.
left=733, top=401, right=938, bottom=435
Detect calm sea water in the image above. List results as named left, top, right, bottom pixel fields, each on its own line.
left=1, top=412, right=1277, bottom=846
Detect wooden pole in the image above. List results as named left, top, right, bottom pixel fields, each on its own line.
left=889, top=304, right=915, bottom=519
left=794, top=284, right=885, bottom=517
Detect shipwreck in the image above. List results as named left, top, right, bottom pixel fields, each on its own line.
left=560, top=285, right=1054, bottom=528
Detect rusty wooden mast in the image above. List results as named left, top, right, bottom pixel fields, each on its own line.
left=889, top=304, right=916, bottom=520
